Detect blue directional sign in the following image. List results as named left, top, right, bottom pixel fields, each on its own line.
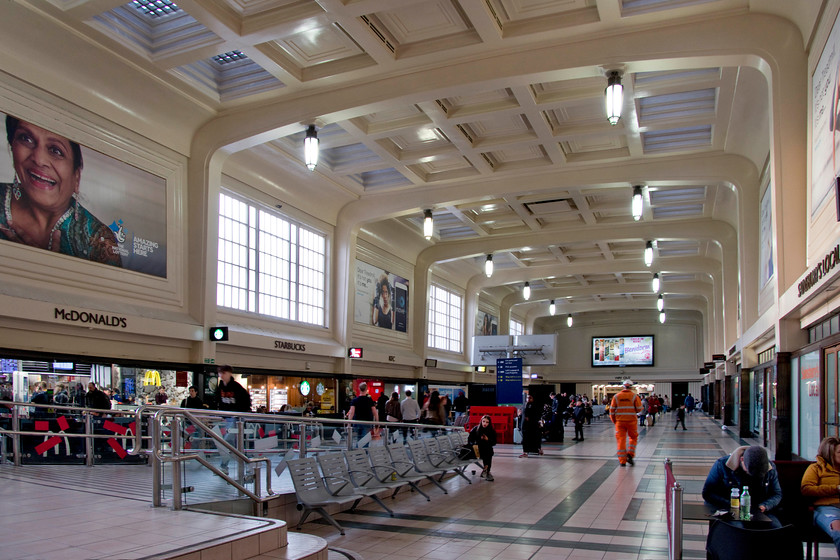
left=496, top=358, right=523, bottom=406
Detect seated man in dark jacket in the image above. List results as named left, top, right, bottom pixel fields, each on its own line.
left=702, top=445, right=782, bottom=517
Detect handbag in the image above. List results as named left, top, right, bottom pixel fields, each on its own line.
left=646, top=415, right=654, bottom=426
left=458, top=444, right=477, bottom=460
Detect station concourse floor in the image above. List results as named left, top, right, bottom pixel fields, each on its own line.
left=295, top=410, right=779, bottom=560
left=1, top=411, right=832, bottom=560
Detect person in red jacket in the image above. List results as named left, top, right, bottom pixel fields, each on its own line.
left=609, top=379, right=643, bottom=467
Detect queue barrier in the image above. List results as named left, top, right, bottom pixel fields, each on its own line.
left=465, top=406, right=518, bottom=443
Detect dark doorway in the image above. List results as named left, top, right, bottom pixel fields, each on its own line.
left=527, top=385, right=555, bottom=411
left=469, top=384, right=497, bottom=406
left=672, top=382, right=688, bottom=411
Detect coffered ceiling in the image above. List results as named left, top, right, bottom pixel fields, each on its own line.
left=19, top=0, right=823, bottom=342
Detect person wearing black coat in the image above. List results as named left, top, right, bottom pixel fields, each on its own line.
left=519, top=394, right=543, bottom=457
left=468, top=414, right=497, bottom=481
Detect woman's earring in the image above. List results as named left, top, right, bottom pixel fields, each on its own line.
left=12, top=176, right=22, bottom=201
left=73, top=193, right=80, bottom=221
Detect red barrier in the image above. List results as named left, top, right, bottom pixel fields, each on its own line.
left=465, top=406, right=518, bottom=443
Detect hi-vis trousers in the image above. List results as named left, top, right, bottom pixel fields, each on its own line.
left=614, top=420, right=638, bottom=464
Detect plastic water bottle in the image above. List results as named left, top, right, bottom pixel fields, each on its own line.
left=730, top=487, right=740, bottom=517
left=740, top=486, right=751, bottom=520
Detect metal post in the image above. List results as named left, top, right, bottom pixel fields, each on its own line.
left=11, top=406, right=20, bottom=466
left=151, top=417, right=162, bottom=507
left=299, top=422, right=307, bottom=456
left=670, top=482, right=683, bottom=560
left=171, top=416, right=182, bottom=510
left=85, top=413, right=94, bottom=467
left=236, top=419, right=245, bottom=489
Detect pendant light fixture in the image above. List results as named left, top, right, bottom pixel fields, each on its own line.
left=549, top=300, right=556, bottom=316
left=657, top=294, right=664, bottom=311
left=423, top=209, right=433, bottom=240
left=567, top=314, right=573, bottom=327
left=632, top=185, right=643, bottom=221
left=652, top=273, right=660, bottom=293
left=644, top=241, right=654, bottom=267
left=605, top=70, right=623, bottom=125
left=659, top=310, right=666, bottom=324
left=485, top=254, right=494, bottom=278
left=304, top=125, right=319, bottom=171
left=523, top=282, right=531, bottom=300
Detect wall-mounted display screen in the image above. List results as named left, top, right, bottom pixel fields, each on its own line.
left=591, top=336, right=654, bottom=367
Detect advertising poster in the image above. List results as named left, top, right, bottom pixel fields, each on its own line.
left=354, top=260, right=408, bottom=332
left=476, top=310, right=498, bottom=336
left=759, top=184, right=774, bottom=288
left=812, top=11, right=840, bottom=216
left=0, top=112, right=167, bottom=277
left=591, top=336, right=654, bottom=367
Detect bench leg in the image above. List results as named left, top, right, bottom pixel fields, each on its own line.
left=409, top=481, right=431, bottom=501
left=369, top=494, right=394, bottom=516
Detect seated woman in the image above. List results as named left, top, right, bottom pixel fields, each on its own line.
left=468, top=414, right=497, bottom=481
left=801, top=436, right=840, bottom=558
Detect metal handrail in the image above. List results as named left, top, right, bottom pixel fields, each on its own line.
left=0, top=401, right=156, bottom=466
left=2, top=401, right=466, bottom=508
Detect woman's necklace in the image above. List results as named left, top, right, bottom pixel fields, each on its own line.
left=5, top=185, right=73, bottom=251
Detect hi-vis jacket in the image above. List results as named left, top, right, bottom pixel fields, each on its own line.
left=609, top=389, right=642, bottom=423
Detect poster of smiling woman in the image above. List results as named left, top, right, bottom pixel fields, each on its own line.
left=0, top=112, right=167, bottom=277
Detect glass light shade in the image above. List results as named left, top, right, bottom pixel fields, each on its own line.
left=632, top=186, right=643, bottom=221
left=549, top=300, right=556, bottom=316
left=605, top=71, right=623, bottom=125
left=659, top=310, right=666, bottom=324
left=652, top=273, right=660, bottom=293
left=304, top=125, right=319, bottom=171
left=423, top=209, right=433, bottom=239
left=567, top=314, right=573, bottom=327
left=644, top=241, right=653, bottom=267
left=485, top=254, right=493, bottom=278
left=657, top=295, right=664, bottom=311
left=523, top=282, right=531, bottom=300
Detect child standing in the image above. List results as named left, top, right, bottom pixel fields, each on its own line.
left=674, top=405, right=687, bottom=430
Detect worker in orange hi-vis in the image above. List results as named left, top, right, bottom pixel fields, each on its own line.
left=609, top=379, right=643, bottom=467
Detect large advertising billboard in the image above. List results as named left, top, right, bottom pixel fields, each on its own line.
left=812, top=11, right=840, bottom=217
left=354, top=260, right=408, bottom=333
left=0, top=112, right=167, bottom=277
left=591, top=336, right=654, bottom=367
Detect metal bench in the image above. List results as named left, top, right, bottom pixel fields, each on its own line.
left=402, top=440, right=450, bottom=494
left=344, top=448, right=418, bottom=501
left=367, top=444, right=432, bottom=501
left=316, top=452, right=394, bottom=516
left=287, top=456, right=366, bottom=535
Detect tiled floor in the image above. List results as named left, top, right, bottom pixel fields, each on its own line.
left=1, top=412, right=833, bottom=560
left=292, top=413, right=825, bottom=560
left=0, top=476, right=278, bottom=559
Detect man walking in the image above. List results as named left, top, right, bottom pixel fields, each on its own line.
left=684, top=393, right=695, bottom=415
left=347, top=382, right=378, bottom=446
left=610, top=379, right=643, bottom=467
left=214, top=365, right=252, bottom=474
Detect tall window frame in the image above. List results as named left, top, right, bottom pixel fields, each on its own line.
left=428, top=284, right=462, bottom=353
left=217, top=191, right=326, bottom=326
left=510, top=318, right=524, bottom=337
